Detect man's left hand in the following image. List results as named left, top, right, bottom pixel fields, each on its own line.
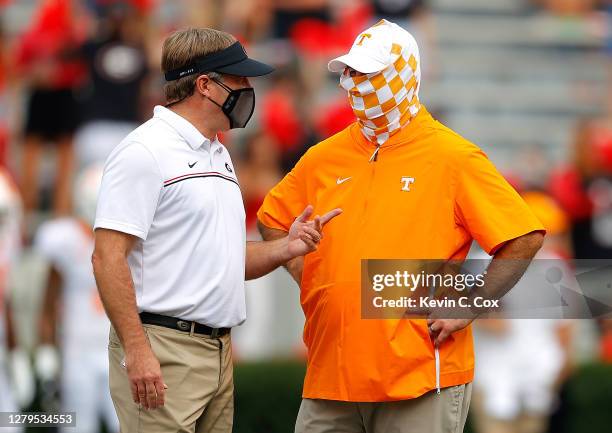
left=427, top=318, right=474, bottom=346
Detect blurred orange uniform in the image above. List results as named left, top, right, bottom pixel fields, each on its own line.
left=258, top=106, right=544, bottom=401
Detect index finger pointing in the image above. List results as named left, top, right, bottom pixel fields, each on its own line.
left=319, top=208, right=342, bottom=226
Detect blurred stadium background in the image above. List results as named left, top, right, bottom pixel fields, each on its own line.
left=0, top=0, right=611, bottom=432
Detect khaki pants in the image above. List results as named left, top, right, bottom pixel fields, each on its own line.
left=295, top=383, right=472, bottom=433
left=108, top=324, right=233, bottom=433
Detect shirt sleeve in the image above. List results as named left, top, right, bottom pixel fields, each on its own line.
left=94, top=141, right=163, bottom=240
left=454, top=148, right=545, bottom=255
left=257, top=152, right=310, bottom=232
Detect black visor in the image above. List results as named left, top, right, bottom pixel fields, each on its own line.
left=164, top=41, right=274, bottom=81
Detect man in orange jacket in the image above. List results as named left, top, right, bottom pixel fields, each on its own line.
left=258, top=19, right=545, bottom=433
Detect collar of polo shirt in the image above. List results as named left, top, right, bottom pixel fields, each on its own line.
left=153, top=105, right=223, bottom=153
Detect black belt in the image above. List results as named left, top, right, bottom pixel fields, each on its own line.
left=139, top=312, right=230, bottom=338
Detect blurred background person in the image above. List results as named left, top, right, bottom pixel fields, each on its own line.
left=232, top=131, right=287, bottom=360
left=74, top=1, right=151, bottom=169
left=533, top=0, right=599, bottom=15
left=258, top=69, right=317, bottom=173
left=14, top=0, right=87, bottom=220
left=0, top=21, right=11, bottom=168
left=238, top=132, right=283, bottom=237
left=472, top=192, right=575, bottom=433
left=269, top=0, right=332, bottom=105
left=33, top=164, right=118, bottom=433
left=549, top=118, right=612, bottom=259
left=597, top=317, right=612, bottom=363
left=0, top=167, right=33, bottom=431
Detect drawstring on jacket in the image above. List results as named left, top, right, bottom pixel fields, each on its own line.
left=369, top=145, right=381, bottom=162
left=434, top=345, right=441, bottom=394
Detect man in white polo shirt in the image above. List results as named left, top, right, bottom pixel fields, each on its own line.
left=92, top=28, right=340, bottom=433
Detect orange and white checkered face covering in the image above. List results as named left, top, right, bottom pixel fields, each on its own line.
left=339, top=41, right=421, bottom=150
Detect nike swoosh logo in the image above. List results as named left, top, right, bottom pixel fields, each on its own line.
left=337, top=177, right=352, bottom=185
left=188, top=161, right=198, bottom=168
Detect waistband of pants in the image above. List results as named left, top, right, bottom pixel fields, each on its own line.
left=139, top=312, right=231, bottom=338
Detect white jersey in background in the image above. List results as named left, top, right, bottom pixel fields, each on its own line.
left=34, top=217, right=118, bottom=433
left=471, top=248, right=568, bottom=421
left=0, top=169, right=21, bottom=349
left=34, top=218, right=108, bottom=351
left=0, top=169, right=25, bottom=432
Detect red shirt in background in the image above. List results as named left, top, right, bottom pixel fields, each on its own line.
left=14, top=0, right=86, bottom=89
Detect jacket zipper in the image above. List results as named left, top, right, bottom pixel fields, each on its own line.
left=362, top=145, right=379, bottom=219
left=367, top=141, right=439, bottom=393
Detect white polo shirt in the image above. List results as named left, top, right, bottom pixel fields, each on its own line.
left=94, top=105, right=246, bottom=327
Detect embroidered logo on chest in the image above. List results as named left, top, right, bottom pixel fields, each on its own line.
left=401, top=176, right=415, bottom=192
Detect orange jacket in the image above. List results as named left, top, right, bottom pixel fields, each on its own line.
left=258, top=106, right=544, bottom=401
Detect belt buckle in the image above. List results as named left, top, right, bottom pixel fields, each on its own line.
left=176, top=320, right=190, bottom=331
left=210, top=328, right=220, bottom=338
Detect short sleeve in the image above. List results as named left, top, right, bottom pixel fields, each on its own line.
left=94, top=142, right=163, bottom=240
left=454, top=149, right=545, bottom=255
left=257, top=153, right=309, bottom=232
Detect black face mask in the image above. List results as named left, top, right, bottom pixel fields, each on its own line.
left=208, top=77, right=255, bottom=129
